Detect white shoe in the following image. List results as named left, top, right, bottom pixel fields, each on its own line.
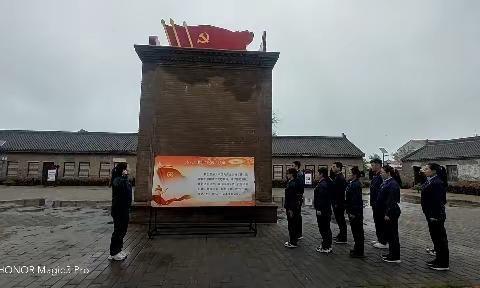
left=298, top=236, right=304, bottom=240
left=315, top=246, right=332, bottom=254
left=284, top=242, right=298, bottom=248
left=119, top=250, right=128, bottom=258
left=371, top=240, right=378, bottom=245
left=426, top=248, right=436, bottom=256
left=108, top=252, right=127, bottom=261
left=373, top=243, right=389, bottom=249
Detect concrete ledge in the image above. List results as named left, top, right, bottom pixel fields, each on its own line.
left=130, top=202, right=278, bottom=224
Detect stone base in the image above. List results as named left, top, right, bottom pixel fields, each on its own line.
left=130, top=201, right=278, bottom=224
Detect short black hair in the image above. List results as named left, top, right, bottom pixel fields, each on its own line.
left=370, top=158, right=382, bottom=165
left=333, top=162, right=343, bottom=169
left=350, top=166, right=363, bottom=178
left=317, top=167, right=329, bottom=178
left=287, top=168, right=298, bottom=178
left=293, top=161, right=301, bottom=169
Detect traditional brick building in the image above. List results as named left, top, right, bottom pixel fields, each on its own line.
left=401, top=136, right=480, bottom=186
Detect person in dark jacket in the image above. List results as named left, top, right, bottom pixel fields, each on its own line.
left=109, top=162, right=132, bottom=261
left=284, top=168, right=300, bottom=248
left=346, top=166, right=365, bottom=258
left=378, top=165, right=402, bottom=263
left=370, top=158, right=388, bottom=249
left=293, top=161, right=304, bottom=240
left=421, top=163, right=449, bottom=271
left=314, top=167, right=333, bottom=253
left=331, top=162, right=348, bottom=244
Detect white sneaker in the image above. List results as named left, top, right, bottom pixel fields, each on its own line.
left=298, top=236, right=304, bottom=240
left=373, top=243, right=389, bottom=249
left=284, top=241, right=298, bottom=248
left=371, top=240, right=378, bottom=245
left=119, top=250, right=128, bottom=258
left=316, top=246, right=332, bottom=254
left=108, top=252, right=127, bottom=261
left=426, top=248, right=436, bottom=256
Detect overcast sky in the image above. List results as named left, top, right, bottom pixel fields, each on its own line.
left=1, top=0, right=479, bottom=157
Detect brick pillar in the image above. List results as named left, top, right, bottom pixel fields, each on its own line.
left=134, top=46, right=279, bottom=221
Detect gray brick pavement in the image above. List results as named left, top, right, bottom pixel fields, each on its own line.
left=0, top=201, right=478, bottom=287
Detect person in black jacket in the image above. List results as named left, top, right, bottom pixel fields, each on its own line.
left=370, top=158, right=388, bottom=249
left=314, top=167, right=333, bottom=253
left=346, top=166, right=365, bottom=258
left=284, top=168, right=300, bottom=248
left=293, top=161, right=304, bottom=240
left=421, top=163, right=449, bottom=271
left=331, top=162, right=348, bottom=244
left=109, top=162, right=132, bottom=261
left=378, top=165, right=402, bottom=263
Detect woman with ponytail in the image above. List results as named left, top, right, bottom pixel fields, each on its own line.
left=421, top=163, right=449, bottom=271
left=378, top=165, right=402, bottom=263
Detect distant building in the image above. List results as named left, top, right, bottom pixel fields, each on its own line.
left=0, top=130, right=364, bottom=184
left=401, top=136, right=480, bottom=186
left=272, top=134, right=365, bottom=180
left=394, top=140, right=427, bottom=160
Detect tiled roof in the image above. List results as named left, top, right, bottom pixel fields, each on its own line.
left=402, top=136, right=480, bottom=161
left=272, top=136, right=364, bottom=158
left=0, top=130, right=137, bottom=154
left=0, top=131, right=365, bottom=158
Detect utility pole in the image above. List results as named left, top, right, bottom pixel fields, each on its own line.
left=379, top=147, right=388, bottom=166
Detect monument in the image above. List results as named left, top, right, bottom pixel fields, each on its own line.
left=134, top=19, right=279, bottom=229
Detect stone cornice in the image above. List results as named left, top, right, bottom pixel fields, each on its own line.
left=134, top=45, right=279, bottom=68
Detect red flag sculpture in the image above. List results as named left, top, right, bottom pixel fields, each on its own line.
left=161, top=19, right=254, bottom=51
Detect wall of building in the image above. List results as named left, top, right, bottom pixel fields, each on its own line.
left=401, top=158, right=480, bottom=186
left=0, top=153, right=137, bottom=182
left=272, top=157, right=364, bottom=180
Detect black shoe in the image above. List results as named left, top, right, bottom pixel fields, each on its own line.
left=349, top=250, right=365, bottom=258
left=427, top=259, right=437, bottom=266
left=429, top=263, right=449, bottom=271
left=383, top=256, right=401, bottom=263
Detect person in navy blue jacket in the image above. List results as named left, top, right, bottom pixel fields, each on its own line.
left=314, top=167, right=333, bottom=253
left=378, top=165, right=402, bottom=263
left=345, top=166, right=365, bottom=258
left=293, top=161, right=304, bottom=240
left=284, top=168, right=300, bottom=248
left=421, top=163, right=449, bottom=271
left=331, top=162, right=348, bottom=244
left=370, top=158, right=388, bottom=249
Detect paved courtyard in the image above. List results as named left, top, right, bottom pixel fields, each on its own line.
left=0, top=197, right=479, bottom=288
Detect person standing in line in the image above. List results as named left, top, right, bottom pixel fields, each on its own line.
left=345, top=166, right=365, bottom=258
left=284, top=168, right=300, bottom=248
left=314, top=167, right=333, bottom=254
left=378, top=165, right=402, bottom=264
left=331, top=162, right=348, bottom=244
left=293, top=161, right=304, bottom=240
left=370, top=158, right=388, bottom=249
left=421, top=163, right=450, bottom=271
left=109, top=162, right=132, bottom=261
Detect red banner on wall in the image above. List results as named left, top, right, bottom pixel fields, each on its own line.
left=162, top=19, right=254, bottom=51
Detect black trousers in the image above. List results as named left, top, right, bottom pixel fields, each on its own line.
left=316, top=212, right=332, bottom=249
left=384, top=216, right=400, bottom=259
left=348, top=215, right=364, bottom=255
left=296, top=205, right=303, bottom=238
left=427, top=218, right=449, bottom=266
left=110, top=209, right=130, bottom=256
left=333, top=206, right=348, bottom=240
left=287, top=208, right=300, bottom=245
left=372, top=206, right=386, bottom=244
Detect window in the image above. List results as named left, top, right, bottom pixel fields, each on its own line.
left=273, top=165, right=283, bottom=180
left=78, top=162, right=90, bottom=178
left=305, top=165, right=315, bottom=178
left=64, top=162, right=75, bottom=177
left=446, top=165, right=458, bottom=182
left=27, top=162, right=40, bottom=177
left=99, top=162, right=111, bottom=178
left=6, top=161, right=19, bottom=177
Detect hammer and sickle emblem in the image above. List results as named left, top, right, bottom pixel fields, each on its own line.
left=166, top=172, right=174, bottom=177
left=197, top=32, right=210, bottom=44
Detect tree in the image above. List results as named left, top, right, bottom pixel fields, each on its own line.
left=369, top=153, right=381, bottom=160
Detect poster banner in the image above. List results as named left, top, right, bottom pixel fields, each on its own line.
left=151, top=156, right=255, bottom=207
left=47, top=169, right=56, bottom=182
